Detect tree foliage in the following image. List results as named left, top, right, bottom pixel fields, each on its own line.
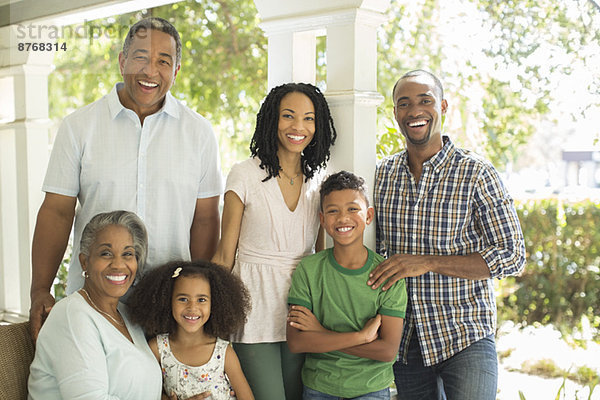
left=165, top=0, right=267, bottom=169
left=477, top=0, right=599, bottom=166
left=375, top=0, right=600, bottom=168
left=497, top=199, right=600, bottom=339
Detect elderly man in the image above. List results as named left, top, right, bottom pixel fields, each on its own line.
left=370, top=69, right=525, bottom=399
left=30, top=17, right=222, bottom=340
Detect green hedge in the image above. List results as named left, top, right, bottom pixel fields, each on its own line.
left=497, top=199, right=600, bottom=339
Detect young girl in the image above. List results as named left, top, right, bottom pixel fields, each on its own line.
left=211, top=83, right=337, bottom=400
left=128, top=260, right=253, bottom=400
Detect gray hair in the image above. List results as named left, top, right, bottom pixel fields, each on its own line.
left=79, top=210, right=148, bottom=272
left=122, top=17, right=182, bottom=67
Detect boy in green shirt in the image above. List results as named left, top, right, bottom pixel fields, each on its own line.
left=287, top=171, right=407, bottom=399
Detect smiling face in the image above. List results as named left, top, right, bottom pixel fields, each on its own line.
left=277, top=92, right=316, bottom=156
left=79, top=225, right=137, bottom=301
left=171, top=275, right=211, bottom=335
left=117, top=28, right=180, bottom=121
left=320, top=189, right=374, bottom=249
left=393, top=74, right=448, bottom=149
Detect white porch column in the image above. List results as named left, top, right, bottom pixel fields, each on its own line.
left=325, top=8, right=387, bottom=246
left=253, top=1, right=390, bottom=247
left=0, top=25, right=53, bottom=320
left=265, top=30, right=317, bottom=89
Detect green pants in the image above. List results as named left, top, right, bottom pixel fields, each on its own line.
left=233, top=342, right=304, bottom=400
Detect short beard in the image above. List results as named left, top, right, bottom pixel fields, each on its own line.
left=403, top=128, right=431, bottom=146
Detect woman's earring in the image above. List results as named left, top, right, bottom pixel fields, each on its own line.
left=81, top=270, right=88, bottom=278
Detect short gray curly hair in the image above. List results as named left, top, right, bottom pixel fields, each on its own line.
left=79, top=210, right=148, bottom=272
left=122, top=17, right=182, bottom=67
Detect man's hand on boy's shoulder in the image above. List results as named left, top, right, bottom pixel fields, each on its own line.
left=368, top=254, right=427, bottom=291
left=287, top=305, right=325, bottom=332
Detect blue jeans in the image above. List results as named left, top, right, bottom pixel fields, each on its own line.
left=394, top=333, right=498, bottom=400
left=303, top=386, right=390, bottom=400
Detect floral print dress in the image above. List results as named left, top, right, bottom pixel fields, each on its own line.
left=157, top=334, right=234, bottom=400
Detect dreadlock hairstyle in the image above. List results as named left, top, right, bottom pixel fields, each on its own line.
left=249, top=82, right=337, bottom=182
left=127, top=260, right=251, bottom=340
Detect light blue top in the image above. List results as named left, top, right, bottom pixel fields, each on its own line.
left=28, top=292, right=162, bottom=400
left=43, top=83, right=223, bottom=294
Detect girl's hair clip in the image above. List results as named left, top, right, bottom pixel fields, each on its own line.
left=172, top=267, right=182, bottom=278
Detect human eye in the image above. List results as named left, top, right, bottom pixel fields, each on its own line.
left=159, top=59, right=171, bottom=66
left=397, top=102, right=408, bottom=108
left=100, top=250, right=112, bottom=257
left=281, top=113, right=294, bottom=119
left=326, top=209, right=338, bottom=214
left=122, top=250, right=135, bottom=258
left=198, top=297, right=207, bottom=303
left=305, top=115, right=315, bottom=121
left=177, top=296, right=188, bottom=303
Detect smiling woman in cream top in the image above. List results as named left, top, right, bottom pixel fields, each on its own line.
left=212, top=83, right=337, bottom=400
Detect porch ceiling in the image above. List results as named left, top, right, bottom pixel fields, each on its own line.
left=0, top=0, right=180, bottom=28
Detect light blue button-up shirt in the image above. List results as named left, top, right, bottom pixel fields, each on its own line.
left=43, top=83, right=223, bottom=293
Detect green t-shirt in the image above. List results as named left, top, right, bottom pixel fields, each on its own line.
left=288, top=247, right=407, bottom=398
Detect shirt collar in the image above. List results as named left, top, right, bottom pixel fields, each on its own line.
left=398, top=135, right=455, bottom=172
left=161, top=91, right=180, bottom=118
left=427, top=135, right=455, bottom=171
left=107, top=83, right=180, bottom=120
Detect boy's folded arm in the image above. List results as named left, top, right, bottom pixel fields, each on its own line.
left=339, top=315, right=404, bottom=362
left=286, top=305, right=380, bottom=354
left=286, top=324, right=366, bottom=353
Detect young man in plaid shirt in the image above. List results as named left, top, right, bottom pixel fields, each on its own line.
left=369, top=69, right=526, bottom=400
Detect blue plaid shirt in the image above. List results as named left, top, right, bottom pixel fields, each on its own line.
left=374, top=136, right=525, bottom=366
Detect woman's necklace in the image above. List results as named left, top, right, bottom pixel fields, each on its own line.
left=80, top=288, right=125, bottom=326
left=280, top=169, right=301, bottom=185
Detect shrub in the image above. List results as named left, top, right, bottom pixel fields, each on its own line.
left=497, top=199, right=600, bottom=340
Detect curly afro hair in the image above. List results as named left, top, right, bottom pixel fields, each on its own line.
left=250, top=82, right=337, bottom=182
left=127, top=260, right=251, bottom=340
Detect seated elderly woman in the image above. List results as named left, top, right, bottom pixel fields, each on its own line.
left=28, top=210, right=162, bottom=399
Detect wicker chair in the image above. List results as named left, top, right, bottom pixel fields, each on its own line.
left=0, top=321, right=35, bottom=400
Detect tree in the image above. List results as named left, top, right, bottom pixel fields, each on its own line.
left=375, top=0, right=600, bottom=169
